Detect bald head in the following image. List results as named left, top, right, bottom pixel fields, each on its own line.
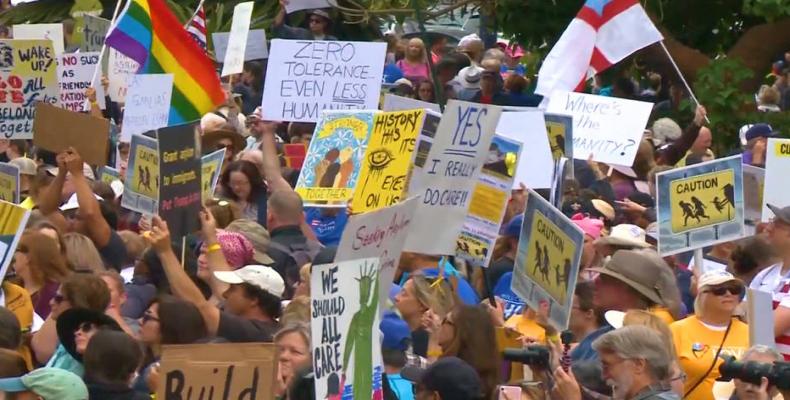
left=267, top=190, right=304, bottom=227
left=690, top=126, right=712, bottom=156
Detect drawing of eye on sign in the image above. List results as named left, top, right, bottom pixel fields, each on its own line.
left=546, top=91, right=653, bottom=167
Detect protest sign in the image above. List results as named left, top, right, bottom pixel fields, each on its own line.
left=108, top=49, right=140, bottom=102
left=382, top=93, right=441, bottom=113
left=295, top=111, right=377, bottom=205
left=762, top=138, right=790, bottom=222
left=404, top=100, right=502, bottom=255
left=336, top=197, right=419, bottom=312
left=0, top=201, right=31, bottom=281
left=546, top=91, right=652, bottom=166
left=32, top=102, right=109, bottom=166
left=656, top=155, right=744, bottom=256
left=262, top=39, right=386, bottom=122
left=201, top=148, right=225, bottom=203
left=12, top=24, right=65, bottom=55
left=122, top=134, right=159, bottom=215
left=212, top=30, right=268, bottom=62
left=0, top=40, right=60, bottom=139
left=743, top=164, right=764, bottom=234
left=748, top=289, right=775, bottom=348
left=544, top=113, right=573, bottom=160
left=221, top=2, right=254, bottom=77
left=496, top=111, right=553, bottom=189
left=351, top=109, right=424, bottom=213
left=0, top=163, right=19, bottom=204
left=311, top=258, right=384, bottom=400
left=158, top=123, right=201, bottom=238
left=120, top=74, right=174, bottom=142
left=283, top=143, right=307, bottom=169
left=81, top=15, right=111, bottom=52
left=511, top=189, right=584, bottom=329
left=158, top=343, right=277, bottom=400
left=285, top=0, right=333, bottom=14
left=68, top=0, right=103, bottom=48
left=456, top=135, right=521, bottom=266
left=98, top=165, right=121, bottom=185
left=58, top=51, right=105, bottom=112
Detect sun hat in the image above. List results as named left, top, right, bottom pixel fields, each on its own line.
left=588, top=249, right=676, bottom=306
left=0, top=368, right=88, bottom=400
left=768, top=204, right=790, bottom=225
left=207, top=230, right=257, bottom=269
left=650, top=118, right=682, bottom=147
left=594, top=224, right=650, bottom=248
left=59, top=193, right=104, bottom=212
left=214, top=265, right=286, bottom=298
left=201, top=128, right=245, bottom=154
left=571, top=213, right=604, bottom=240
left=56, top=308, right=122, bottom=361
left=9, top=157, right=37, bottom=176
left=457, top=66, right=483, bottom=89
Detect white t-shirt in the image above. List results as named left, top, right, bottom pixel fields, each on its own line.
left=750, top=262, right=790, bottom=358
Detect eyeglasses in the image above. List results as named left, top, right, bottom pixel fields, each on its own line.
left=53, top=294, right=65, bottom=304
left=77, top=322, right=95, bottom=333
left=670, top=372, right=687, bottom=383
left=142, top=313, right=160, bottom=323
left=704, top=285, right=743, bottom=296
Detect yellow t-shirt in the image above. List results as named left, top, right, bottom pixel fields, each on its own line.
left=670, top=316, right=749, bottom=400
left=2, top=282, right=34, bottom=369
left=649, top=306, right=676, bottom=326
left=505, top=314, right=547, bottom=344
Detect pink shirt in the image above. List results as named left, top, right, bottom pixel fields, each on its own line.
left=396, top=59, right=430, bottom=81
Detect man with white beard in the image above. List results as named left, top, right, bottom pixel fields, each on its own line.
left=593, top=325, right=679, bottom=400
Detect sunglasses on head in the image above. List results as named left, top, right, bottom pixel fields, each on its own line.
left=705, top=285, right=743, bottom=296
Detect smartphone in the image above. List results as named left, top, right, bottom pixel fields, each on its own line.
left=498, top=385, right=522, bottom=400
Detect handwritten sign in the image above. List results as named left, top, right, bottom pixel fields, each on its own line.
left=311, top=258, right=384, bottom=400
left=201, top=148, right=225, bottom=203
left=336, top=197, right=419, bottom=314
left=0, top=201, right=30, bottom=281
left=122, top=134, right=159, bottom=215
left=262, top=39, right=386, bottom=122
left=32, top=102, right=109, bottom=166
left=546, top=91, right=652, bottom=166
left=81, top=15, right=111, bottom=52
left=0, top=163, right=20, bottom=204
left=120, top=74, right=173, bottom=142
left=295, top=111, right=376, bottom=205
left=285, top=0, right=332, bottom=14
left=762, top=139, right=790, bottom=222
left=58, top=51, right=105, bottom=112
left=0, top=40, right=60, bottom=139
left=496, top=111, right=553, bottom=189
left=351, top=109, right=423, bottom=213
left=68, top=0, right=104, bottom=49
left=108, top=49, right=139, bottom=102
left=404, top=100, right=502, bottom=255
left=212, top=30, right=268, bottom=62
left=656, top=155, right=744, bottom=256
left=158, top=123, right=201, bottom=238
left=511, top=189, right=583, bottom=330
left=221, top=2, right=254, bottom=77
left=12, top=24, right=65, bottom=56
left=158, top=343, right=277, bottom=400
left=456, top=135, right=521, bottom=267
left=382, top=93, right=441, bottom=113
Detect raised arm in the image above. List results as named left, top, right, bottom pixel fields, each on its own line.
left=64, top=148, right=111, bottom=247
left=200, top=208, right=232, bottom=301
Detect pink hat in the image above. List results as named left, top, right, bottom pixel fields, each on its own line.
left=571, top=213, right=604, bottom=240
left=203, top=230, right=255, bottom=269
left=496, top=42, right=525, bottom=59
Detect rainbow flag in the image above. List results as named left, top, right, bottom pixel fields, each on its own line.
left=105, top=0, right=225, bottom=125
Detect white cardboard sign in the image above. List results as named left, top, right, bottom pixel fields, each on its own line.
left=221, top=2, right=254, bottom=77
left=496, top=111, right=554, bottom=189
left=13, top=24, right=65, bottom=56
left=108, top=49, right=140, bottom=103
left=285, top=0, right=333, bottom=14
left=212, top=30, right=268, bottom=62
left=762, top=138, right=790, bottom=222
left=382, top=93, right=441, bottom=113
left=120, top=74, right=174, bottom=142
left=58, top=52, right=106, bottom=112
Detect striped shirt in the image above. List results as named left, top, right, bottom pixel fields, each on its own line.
left=749, top=263, right=790, bottom=358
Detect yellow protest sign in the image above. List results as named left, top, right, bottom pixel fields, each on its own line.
left=669, top=169, right=735, bottom=234
left=0, top=163, right=19, bottom=204
left=774, top=141, right=790, bottom=158
left=544, top=114, right=572, bottom=161
left=132, top=144, right=159, bottom=199
left=0, top=200, right=31, bottom=279
left=122, top=134, right=159, bottom=215
left=522, top=210, right=577, bottom=305
left=201, top=148, right=225, bottom=203
left=351, top=109, right=423, bottom=213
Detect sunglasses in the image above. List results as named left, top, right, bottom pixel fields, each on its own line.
left=705, top=285, right=743, bottom=296
left=216, top=143, right=234, bottom=151
left=77, top=322, right=95, bottom=333
left=142, top=313, right=160, bottom=323
left=53, top=294, right=65, bottom=304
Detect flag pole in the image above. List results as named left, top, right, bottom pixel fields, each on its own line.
left=88, top=0, right=125, bottom=93
left=659, top=41, right=710, bottom=123
left=184, top=0, right=207, bottom=29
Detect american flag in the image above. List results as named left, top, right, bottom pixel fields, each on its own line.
left=186, top=6, right=207, bottom=52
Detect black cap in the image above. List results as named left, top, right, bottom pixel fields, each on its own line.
left=768, top=204, right=790, bottom=225
left=627, top=191, right=655, bottom=209
left=561, top=197, right=599, bottom=219
left=402, top=357, right=483, bottom=400
left=56, top=308, right=122, bottom=361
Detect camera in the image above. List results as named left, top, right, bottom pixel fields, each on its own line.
left=503, top=346, right=551, bottom=369
left=718, top=355, right=790, bottom=390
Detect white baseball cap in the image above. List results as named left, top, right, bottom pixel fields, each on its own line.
left=59, top=193, right=103, bottom=212
left=214, top=265, right=285, bottom=298
left=697, top=270, right=743, bottom=290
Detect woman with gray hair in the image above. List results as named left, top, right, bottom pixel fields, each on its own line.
left=670, top=271, right=749, bottom=400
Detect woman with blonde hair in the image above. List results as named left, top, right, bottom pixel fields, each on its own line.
left=394, top=274, right=456, bottom=358
left=63, top=233, right=106, bottom=273
left=13, top=231, right=72, bottom=319
left=274, top=323, right=311, bottom=398
left=396, top=38, right=431, bottom=83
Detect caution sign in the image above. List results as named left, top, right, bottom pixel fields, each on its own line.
left=669, top=169, right=736, bottom=234
left=544, top=113, right=573, bottom=161
left=656, top=155, right=744, bottom=256
left=121, top=134, right=159, bottom=215
left=762, top=139, right=790, bottom=222
left=512, top=189, right=583, bottom=330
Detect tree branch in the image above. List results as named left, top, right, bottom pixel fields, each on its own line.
left=727, top=17, right=790, bottom=92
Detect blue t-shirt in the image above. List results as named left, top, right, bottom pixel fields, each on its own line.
left=304, top=207, right=348, bottom=247
left=383, top=63, right=404, bottom=84
left=387, top=373, right=415, bottom=400
left=570, top=325, right=614, bottom=362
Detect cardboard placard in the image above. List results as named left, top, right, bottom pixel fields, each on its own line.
left=221, top=2, right=255, bottom=77
left=285, top=0, right=333, bottom=14
left=762, top=138, right=790, bottom=222
left=294, top=110, right=377, bottom=205
left=158, top=343, right=277, bottom=400
left=748, top=288, right=775, bottom=347
left=120, top=74, right=174, bottom=142
left=0, top=201, right=31, bottom=281
left=656, top=155, right=745, bottom=256
left=201, top=148, right=225, bottom=203
left=311, top=258, right=384, bottom=399
left=121, top=134, right=159, bottom=215
left=350, top=109, right=424, bottom=213
left=382, top=93, right=441, bottom=113
left=0, top=163, right=20, bottom=204
left=0, top=39, right=60, bottom=139
left=496, top=111, right=553, bottom=189
left=404, top=100, right=502, bottom=255
left=262, top=39, right=386, bottom=122
left=98, top=165, right=121, bottom=185
left=57, top=51, right=105, bottom=111
left=511, top=189, right=584, bottom=330
left=546, top=91, right=652, bottom=166
left=212, top=30, right=269, bottom=62
left=81, top=15, right=111, bottom=52
left=158, top=123, right=202, bottom=238
left=12, top=24, right=65, bottom=56
left=108, top=49, right=139, bottom=102
left=742, top=164, right=764, bottom=235
left=544, top=113, right=573, bottom=160
left=32, top=102, right=110, bottom=166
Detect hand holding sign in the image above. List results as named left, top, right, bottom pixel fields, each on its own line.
left=63, top=147, right=85, bottom=176
left=144, top=216, right=172, bottom=254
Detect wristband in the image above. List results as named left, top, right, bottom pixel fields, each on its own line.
left=206, top=243, right=222, bottom=253
left=546, top=333, right=560, bottom=342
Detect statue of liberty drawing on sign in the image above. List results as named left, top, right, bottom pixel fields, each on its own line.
left=341, top=260, right=381, bottom=400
